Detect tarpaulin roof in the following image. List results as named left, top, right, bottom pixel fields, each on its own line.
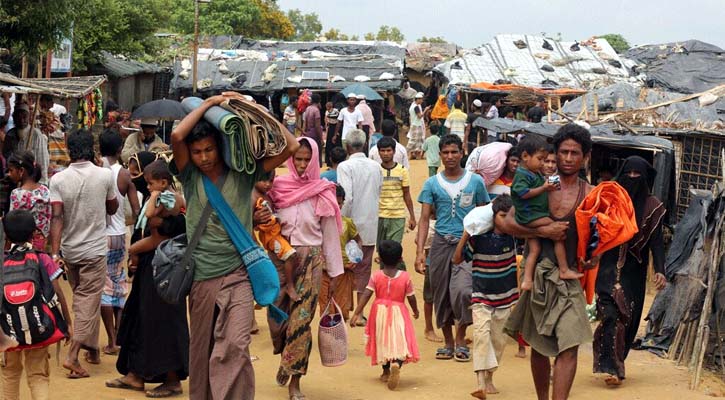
left=433, top=34, right=633, bottom=90
left=170, top=58, right=403, bottom=96
left=472, top=117, right=674, bottom=151
left=625, top=40, right=725, bottom=94
left=198, top=36, right=406, bottom=59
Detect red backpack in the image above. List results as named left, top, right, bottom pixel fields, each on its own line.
left=0, top=247, right=68, bottom=351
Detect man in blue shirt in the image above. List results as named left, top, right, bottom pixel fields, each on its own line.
left=415, top=134, right=490, bottom=362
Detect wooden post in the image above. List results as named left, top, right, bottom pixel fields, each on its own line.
left=45, top=49, right=52, bottom=79
left=547, top=97, right=552, bottom=122
left=192, top=0, right=200, bottom=94
left=21, top=56, right=28, bottom=78
left=593, top=94, right=599, bottom=120
left=37, top=53, right=43, bottom=78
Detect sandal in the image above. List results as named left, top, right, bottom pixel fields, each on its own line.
left=454, top=346, right=471, bottom=362
left=435, top=347, right=454, bottom=360
left=106, top=378, right=144, bottom=391
left=146, top=384, right=182, bottom=398
left=276, top=366, right=290, bottom=386
left=355, top=316, right=368, bottom=327
left=289, top=394, right=306, bottom=400
left=103, top=345, right=120, bottom=355
left=62, top=361, right=90, bottom=379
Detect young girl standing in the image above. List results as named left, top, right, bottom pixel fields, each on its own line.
left=351, top=240, right=420, bottom=390
left=7, top=151, right=50, bottom=251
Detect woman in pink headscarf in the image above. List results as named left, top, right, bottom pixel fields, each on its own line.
left=267, top=137, right=343, bottom=400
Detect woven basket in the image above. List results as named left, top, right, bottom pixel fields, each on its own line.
left=318, top=299, right=348, bottom=367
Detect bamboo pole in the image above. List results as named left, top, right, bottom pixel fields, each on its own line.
left=593, top=94, right=599, bottom=120
left=669, top=322, right=686, bottom=360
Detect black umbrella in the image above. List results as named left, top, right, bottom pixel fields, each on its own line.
left=130, top=99, right=187, bottom=120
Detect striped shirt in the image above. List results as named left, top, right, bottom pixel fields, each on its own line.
left=468, top=231, right=519, bottom=308
left=378, top=163, right=409, bottom=219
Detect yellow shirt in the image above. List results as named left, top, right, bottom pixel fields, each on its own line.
left=340, top=217, right=359, bottom=265
left=378, top=163, right=410, bottom=219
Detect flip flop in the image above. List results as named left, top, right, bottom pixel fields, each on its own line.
left=454, top=346, right=471, bottom=362
left=103, top=346, right=120, bottom=355
left=146, top=385, right=183, bottom=398
left=106, top=378, right=144, bottom=391
left=355, top=316, right=367, bottom=327
left=63, top=362, right=89, bottom=379
left=435, top=347, right=454, bottom=360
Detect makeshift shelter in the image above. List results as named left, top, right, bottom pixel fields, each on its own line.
left=405, top=42, right=458, bottom=88
left=92, top=51, right=171, bottom=111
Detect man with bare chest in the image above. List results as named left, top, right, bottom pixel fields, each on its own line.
left=502, top=124, right=595, bottom=400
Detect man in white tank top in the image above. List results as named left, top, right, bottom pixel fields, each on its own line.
left=99, top=130, right=140, bottom=355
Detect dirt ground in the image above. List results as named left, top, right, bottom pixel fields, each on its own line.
left=14, top=157, right=725, bottom=399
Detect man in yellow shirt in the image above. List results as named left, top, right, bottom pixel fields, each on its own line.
left=376, top=137, right=416, bottom=270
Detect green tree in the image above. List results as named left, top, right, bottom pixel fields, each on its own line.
left=417, top=36, right=448, bottom=43
left=375, top=25, right=405, bottom=42
left=0, top=0, right=82, bottom=57
left=167, top=0, right=293, bottom=39
left=72, top=0, right=167, bottom=71
left=364, top=32, right=376, bottom=41
left=599, top=34, right=631, bottom=54
left=287, top=9, right=322, bottom=41
left=322, top=28, right=351, bottom=41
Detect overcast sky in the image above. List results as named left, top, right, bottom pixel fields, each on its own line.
left=277, top=0, right=725, bottom=50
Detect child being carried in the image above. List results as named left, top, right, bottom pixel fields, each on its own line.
left=129, top=160, right=185, bottom=268
left=511, top=135, right=582, bottom=290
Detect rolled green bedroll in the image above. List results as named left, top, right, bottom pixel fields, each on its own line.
left=181, top=97, right=256, bottom=174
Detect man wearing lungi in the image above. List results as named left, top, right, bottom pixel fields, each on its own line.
left=415, top=134, right=490, bottom=362
left=171, top=94, right=298, bottom=399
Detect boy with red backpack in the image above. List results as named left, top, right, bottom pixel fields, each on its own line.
left=0, top=210, right=71, bottom=399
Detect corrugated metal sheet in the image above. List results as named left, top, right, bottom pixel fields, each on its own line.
left=99, top=51, right=161, bottom=79
left=434, top=34, right=632, bottom=90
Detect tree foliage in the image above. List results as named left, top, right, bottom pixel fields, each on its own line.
left=0, top=0, right=82, bottom=57
left=167, top=0, right=293, bottom=40
left=366, top=25, right=405, bottom=42
left=323, top=28, right=349, bottom=41
left=417, top=36, right=448, bottom=43
left=287, top=9, right=322, bottom=41
left=599, top=34, right=631, bottom=54
left=72, top=0, right=167, bottom=71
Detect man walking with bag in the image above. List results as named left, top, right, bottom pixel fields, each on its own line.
left=171, top=94, right=298, bottom=399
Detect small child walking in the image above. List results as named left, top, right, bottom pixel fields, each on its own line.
left=129, top=160, right=185, bottom=268
left=511, top=135, right=581, bottom=290
left=1, top=210, right=71, bottom=399
left=452, top=195, right=519, bottom=399
left=351, top=240, right=420, bottom=391
left=252, top=170, right=299, bottom=301
left=422, top=131, right=441, bottom=177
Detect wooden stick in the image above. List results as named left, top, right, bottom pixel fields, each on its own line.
left=613, top=117, right=639, bottom=135
left=670, top=322, right=686, bottom=360
left=547, top=97, right=552, bottom=122
left=593, top=94, right=599, bottom=120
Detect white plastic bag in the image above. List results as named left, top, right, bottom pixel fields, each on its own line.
left=463, top=204, right=494, bottom=236
left=345, top=241, right=363, bottom=263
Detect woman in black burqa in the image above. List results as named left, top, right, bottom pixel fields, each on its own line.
left=107, top=151, right=189, bottom=397
left=593, top=155, right=667, bottom=386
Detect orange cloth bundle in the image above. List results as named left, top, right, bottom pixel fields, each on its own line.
left=575, top=181, right=638, bottom=304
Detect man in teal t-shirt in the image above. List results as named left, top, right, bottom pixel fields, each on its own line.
left=171, top=95, right=298, bottom=399
left=415, top=134, right=490, bottom=362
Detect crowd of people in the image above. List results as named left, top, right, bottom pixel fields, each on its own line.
left=0, top=90, right=668, bottom=400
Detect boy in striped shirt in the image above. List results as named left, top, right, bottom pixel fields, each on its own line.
left=452, top=194, right=518, bottom=399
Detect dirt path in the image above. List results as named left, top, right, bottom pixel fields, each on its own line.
left=17, top=158, right=725, bottom=399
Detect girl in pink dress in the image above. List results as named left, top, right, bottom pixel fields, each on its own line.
left=351, top=240, right=420, bottom=391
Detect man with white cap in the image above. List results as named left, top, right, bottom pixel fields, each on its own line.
left=336, top=93, right=364, bottom=148
left=3, top=103, right=49, bottom=184
left=407, top=92, right=425, bottom=159
left=120, top=117, right=166, bottom=163
left=465, top=99, right=487, bottom=153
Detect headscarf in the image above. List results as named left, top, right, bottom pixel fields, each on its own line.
left=615, top=155, right=666, bottom=262
left=268, top=137, right=342, bottom=231
left=129, top=151, right=157, bottom=201
left=615, top=156, right=657, bottom=226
